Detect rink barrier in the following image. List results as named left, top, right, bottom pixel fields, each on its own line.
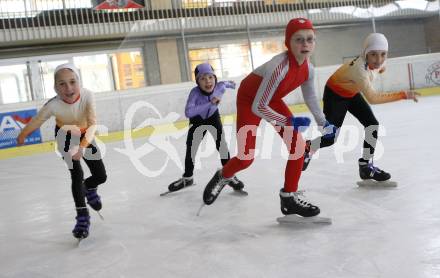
left=0, top=87, right=439, bottom=160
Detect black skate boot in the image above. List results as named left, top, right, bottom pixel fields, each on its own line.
left=85, top=187, right=102, bottom=211
left=228, top=176, right=244, bottom=191
left=302, top=140, right=312, bottom=171
left=72, top=208, right=90, bottom=239
left=279, top=189, right=320, bottom=217
left=168, top=176, right=194, bottom=192
left=203, top=170, right=231, bottom=205
left=359, top=159, right=391, bottom=181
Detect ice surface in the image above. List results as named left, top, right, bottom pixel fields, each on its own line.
left=1, top=96, right=439, bottom=278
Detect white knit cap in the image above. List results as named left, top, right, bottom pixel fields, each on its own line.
left=363, top=33, right=388, bottom=58
left=54, top=63, right=80, bottom=80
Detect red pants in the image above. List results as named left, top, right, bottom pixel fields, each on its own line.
left=222, top=98, right=306, bottom=192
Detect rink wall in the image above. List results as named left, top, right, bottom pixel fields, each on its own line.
left=1, top=52, right=440, bottom=159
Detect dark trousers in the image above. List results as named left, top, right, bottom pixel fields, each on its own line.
left=184, top=110, right=230, bottom=177
left=55, top=127, right=107, bottom=209
left=310, top=86, right=379, bottom=161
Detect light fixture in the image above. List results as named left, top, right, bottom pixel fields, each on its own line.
left=329, top=6, right=356, bottom=15
left=396, top=0, right=428, bottom=11
left=371, top=3, right=399, bottom=17
left=352, top=7, right=371, bottom=18
left=308, top=9, right=322, bottom=14
left=426, top=0, right=440, bottom=11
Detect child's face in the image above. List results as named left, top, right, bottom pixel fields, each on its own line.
left=54, top=69, right=81, bottom=103
left=366, top=50, right=387, bottom=69
left=197, top=73, right=216, bottom=93
left=289, top=29, right=315, bottom=64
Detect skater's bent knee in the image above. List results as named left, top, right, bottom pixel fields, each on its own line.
left=95, top=174, right=107, bottom=184
left=236, top=158, right=254, bottom=170
left=365, top=120, right=379, bottom=128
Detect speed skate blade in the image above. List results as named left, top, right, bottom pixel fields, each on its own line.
left=160, top=183, right=197, bottom=197
left=97, top=211, right=104, bottom=220
left=277, top=214, right=332, bottom=224
left=196, top=203, right=205, bottom=216
left=357, top=180, right=397, bottom=187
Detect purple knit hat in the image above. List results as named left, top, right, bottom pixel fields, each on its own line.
left=194, top=63, right=216, bottom=80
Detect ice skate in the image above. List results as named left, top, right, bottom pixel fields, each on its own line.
left=279, top=189, right=320, bottom=217
left=359, top=159, right=391, bottom=181
left=277, top=189, right=330, bottom=224
left=358, top=159, right=396, bottom=187
left=72, top=210, right=90, bottom=241
left=203, top=169, right=231, bottom=205
left=160, top=176, right=195, bottom=196
left=85, top=187, right=102, bottom=211
left=228, top=176, right=248, bottom=196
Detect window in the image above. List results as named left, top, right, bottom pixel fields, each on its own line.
left=0, top=0, right=28, bottom=18
left=188, top=47, right=221, bottom=80
left=123, top=64, right=132, bottom=76
left=182, top=0, right=265, bottom=8
left=189, top=43, right=252, bottom=80
left=251, top=39, right=285, bottom=68
left=73, top=54, right=113, bottom=93
left=220, top=44, right=252, bottom=78
left=0, top=0, right=93, bottom=19
left=0, top=48, right=146, bottom=104
left=182, top=0, right=212, bottom=8
left=267, top=0, right=301, bottom=4
left=110, top=51, right=146, bottom=90
left=0, top=64, right=31, bottom=104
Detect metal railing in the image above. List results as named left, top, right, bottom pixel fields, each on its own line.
left=0, top=0, right=438, bottom=44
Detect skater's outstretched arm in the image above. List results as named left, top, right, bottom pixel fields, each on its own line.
left=357, top=71, right=421, bottom=104
left=212, top=81, right=235, bottom=98
left=16, top=101, right=53, bottom=145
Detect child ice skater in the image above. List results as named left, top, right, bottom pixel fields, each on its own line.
left=167, top=63, right=245, bottom=193
left=17, top=63, right=107, bottom=239
left=202, top=18, right=336, bottom=217
left=302, top=33, right=420, bottom=182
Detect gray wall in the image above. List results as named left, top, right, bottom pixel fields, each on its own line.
left=314, top=19, right=430, bottom=66
left=183, top=17, right=436, bottom=68
left=424, top=16, right=440, bottom=53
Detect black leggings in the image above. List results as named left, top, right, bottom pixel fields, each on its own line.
left=55, top=127, right=107, bottom=209
left=310, top=86, right=379, bottom=161
left=184, top=110, right=230, bottom=177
